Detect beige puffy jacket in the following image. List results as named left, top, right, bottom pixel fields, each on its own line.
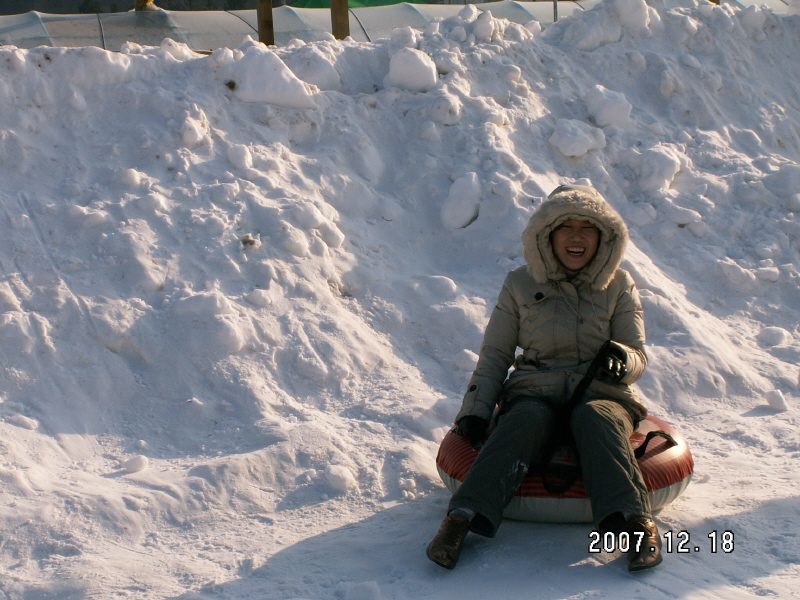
left=456, top=185, right=647, bottom=423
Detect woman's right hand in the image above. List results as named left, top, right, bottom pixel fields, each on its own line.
left=455, top=415, right=489, bottom=446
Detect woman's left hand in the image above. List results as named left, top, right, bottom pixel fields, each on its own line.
left=599, top=343, right=628, bottom=383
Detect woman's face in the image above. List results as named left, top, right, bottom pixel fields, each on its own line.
left=550, top=219, right=600, bottom=272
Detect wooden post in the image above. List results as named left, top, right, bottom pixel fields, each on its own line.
left=554, top=0, right=559, bottom=22
left=331, top=0, right=350, bottom=40
left=257, top=0, right=275, bottom=46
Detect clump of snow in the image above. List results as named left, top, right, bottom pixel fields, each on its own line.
left=325, top=465, right=358, bottom=492
left=624, top=146, right=682, bottom=193
left=756, top=266, right=780, bottom=282
left=227, top=144, right=253, bottom=171
left=473, top=11, right=496, bottom=42
left=384, top=47, right=438, bottom=93
left=738, top=4, right=768, bottom=40
left=454, top=349, right=479, bottom=372
left=120, top=167, right=145, bottom=188
left=230, top=45, right=316, bottom=108
left=181, top=114, right=208, bottom=147
left=758, top=327, right=793, bottom=347
left=430, top=93, right=462, bottom=125
left=548, top=119, right=606, bottom=157
left=120, top=455, right=149, bottom=473
left=766, top=390, right=789, bottom=412
left=282, top=44, right=342, bottom=91
left=719, top=259, right=757, bottom=289
left=440, top=172, right=482, bottom=229
left=137, top=191, right=169, bottom=212
left=425, top=275, right=458, bottom=298
left=585, top=85, right=632, bottom=128
left=8, top=414, right=38, bottom=430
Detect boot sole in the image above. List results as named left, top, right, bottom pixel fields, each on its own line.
left=628, top=554, right=663, bottom=572
left=426, top=547, right=457, bottom=569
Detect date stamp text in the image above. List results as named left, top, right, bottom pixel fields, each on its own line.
left=588, top=530, right=734, bottom=553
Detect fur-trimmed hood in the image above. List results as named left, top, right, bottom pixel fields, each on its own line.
left=521, top=184, right=628, bottom=290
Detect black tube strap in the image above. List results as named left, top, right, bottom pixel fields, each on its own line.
left=634, top=430, right=677, bottom=460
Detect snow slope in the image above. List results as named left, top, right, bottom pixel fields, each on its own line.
left=0, top=0, right=799, bottom=598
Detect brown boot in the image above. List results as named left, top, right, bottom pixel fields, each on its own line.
left=626, top=517, right=662, bottom=572
left=426, top=513, right=471, bottom=569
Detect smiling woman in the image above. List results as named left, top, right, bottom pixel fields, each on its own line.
left=427, top=184, right=664, bottom=573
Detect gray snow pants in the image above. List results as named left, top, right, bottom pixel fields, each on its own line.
left=447, top=396, right=651, bottom=537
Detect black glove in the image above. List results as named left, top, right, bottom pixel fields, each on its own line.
left=599, top=342, right=627, bottom=383
left=455, top=415, right=489, bottom=446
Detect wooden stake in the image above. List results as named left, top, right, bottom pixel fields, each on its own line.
left=257, top=0, right=275, bottom=46
left=331, top=0, right=350, bottom=40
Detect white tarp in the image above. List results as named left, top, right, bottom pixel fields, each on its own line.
left=0, top=1, right=591, bottom=51
left=0, top=0, right=791, bottom=52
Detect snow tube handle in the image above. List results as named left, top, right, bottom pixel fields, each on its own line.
left=634, top=430, right=677, bottom=460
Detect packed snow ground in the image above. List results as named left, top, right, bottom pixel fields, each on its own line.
left=1, top=0, right=800, bottom=597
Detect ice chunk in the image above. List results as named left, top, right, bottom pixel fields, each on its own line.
left=121, top=455, right=149, bottom=473
left=283, top=227, right=310, bottom=257
left=719, top=259, right=757, bottom=289
left=766, top=390, right=789, bottom=412
left=9, top=414, right=38, bottom=430
left=430, top=94, right=462, bottom=125
left=756, top=267, right=780, bottom=283
left=120, top=168, right=145, bottom=188
left=454, top=349, right=479, bottom=372
left=548, top=119, right=606, bottom=157
left=627, top=147, right=681, bottom=192
left=231, top=46, right=316, bottom=109
left=441, top=172, right=481, bottom=229
left=227, top=145, right=253, bottom=171
left=318, top=222, right=345, bottom=248
left=390, top=26, right=420, bottom=53
left=292, top=202, right=327, bottom=228
left=758, top=327, right=793, bottom=347
left=137, top=192, right=169, bottom=212
left=384, top=48, right=438, bottom=93
left=459, top=3, right=479, bottom=22
left=325, top=465, right=357, bottom=492
left=426, top=275, right=458, bottom=298
left=585, top=85, right=632, bottom=128
left=285, top=45, right=341, bottom=90
left=785, top=193, right=800, bottom=212
left=613, top=0, right=650, bottom=32
left=473, top=11, right=495, bottom=42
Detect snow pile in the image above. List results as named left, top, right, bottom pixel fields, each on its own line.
left=1, top=0, right=800, bottom=598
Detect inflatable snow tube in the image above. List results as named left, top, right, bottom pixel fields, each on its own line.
left=436, top=415, right=693, bottom=523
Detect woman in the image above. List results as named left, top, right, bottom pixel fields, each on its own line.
left=426, top=184, right=662, bottom=572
